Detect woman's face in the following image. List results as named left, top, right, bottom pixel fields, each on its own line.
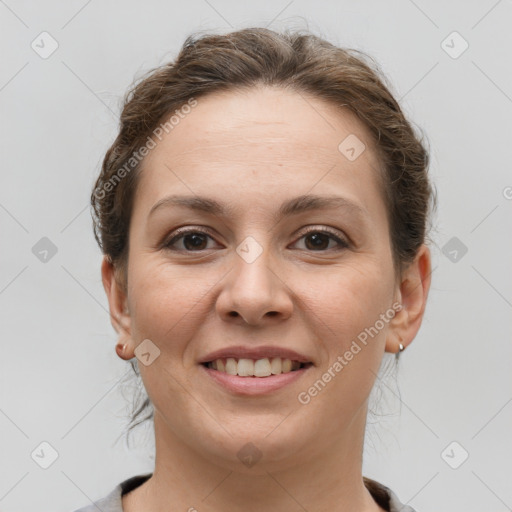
left=110, top=86, right=421, bottom=471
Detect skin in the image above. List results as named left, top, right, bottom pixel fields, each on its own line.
left=102, top=85, right=431, bottom=512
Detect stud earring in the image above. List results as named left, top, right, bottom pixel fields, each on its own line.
left=395, top=341, right=405, bottom=361
left=115, top=342, right=128, bottom=359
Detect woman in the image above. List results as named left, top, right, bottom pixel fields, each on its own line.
left=75, top=26, right=433, bottom=512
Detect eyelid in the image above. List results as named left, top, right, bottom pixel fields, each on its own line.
left=161, top=225, right=217, bottom=250
left=162, top=224, right=350, bottom=252
left=292, top=225, right=350, bottom=249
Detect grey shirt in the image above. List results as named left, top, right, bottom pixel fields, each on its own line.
left=72, top=473, right=417, bottom=512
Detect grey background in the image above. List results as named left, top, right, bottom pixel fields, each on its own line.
left=1, top=1, right=511, bottom=511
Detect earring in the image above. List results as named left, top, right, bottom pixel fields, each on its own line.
left=115, top=342, right=128, bottom=359
left=395, top=341, right=405, bottom=361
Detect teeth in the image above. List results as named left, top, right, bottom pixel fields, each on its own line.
left=270, top=357, right=282, bottom=374
left=254, top=358, right=271, bottom=377
left=225, top=358, right=237, bottom=375
left=282, top=358, right=292, bottom=372
left=237, top=358, right=254, bottom=376
left=208, top=357, right=305, bottom=377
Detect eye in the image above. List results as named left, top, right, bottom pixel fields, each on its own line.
left=163, top=227, right=218, bottom=252
left=162, top=226, right=350, bottom=253
left=292, top=227, right=349, bottom=251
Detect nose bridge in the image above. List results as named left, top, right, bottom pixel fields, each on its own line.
left=217, top=232, right=292, bottom=324
left=236, top=236, right=273, bottom=289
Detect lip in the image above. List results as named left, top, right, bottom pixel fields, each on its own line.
left=198, top=345, right=313, bottom=365
left=200, top=363, right=311, bottom=395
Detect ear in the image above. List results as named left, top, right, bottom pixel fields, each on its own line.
left=101, top=256, right=135, bottom=360
left=385, top=244, right=432, bottom=354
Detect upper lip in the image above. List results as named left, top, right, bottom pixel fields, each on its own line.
left=198, top=345, right=313, bottom=364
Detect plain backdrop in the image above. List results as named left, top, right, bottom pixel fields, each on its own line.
left=1, top=1, right=511, bottom=511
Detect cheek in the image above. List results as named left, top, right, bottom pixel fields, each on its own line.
left=313, top=268, right=392, bottom=392
left=302, top=262, right=393, bottom=341
left=127, top=259, right=213, bottom=357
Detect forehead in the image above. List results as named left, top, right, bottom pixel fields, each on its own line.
left=152, top=86, right=378, bottom=164
left=135, top=86, right=385, bottom=218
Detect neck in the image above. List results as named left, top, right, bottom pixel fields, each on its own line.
left=124, top=406, right=384, bottom=512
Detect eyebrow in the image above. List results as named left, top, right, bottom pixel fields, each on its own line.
left=148, top=194, right=369, bottom=222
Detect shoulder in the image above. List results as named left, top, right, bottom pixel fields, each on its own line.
left=71, top=473, right=153, bottom=512
left=73, top=473, right=417, bottom=512
left=71, top=483, right=122, bottom=512
left=364, top=476, right=419, bottom=512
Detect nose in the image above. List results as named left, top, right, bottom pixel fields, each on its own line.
left=216, top=242, right=293, bottom=326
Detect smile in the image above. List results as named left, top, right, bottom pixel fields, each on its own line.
left=202, top=357, right=313, bottom=377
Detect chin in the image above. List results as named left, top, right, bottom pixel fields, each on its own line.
left=191, top=416, right=313, bottom=473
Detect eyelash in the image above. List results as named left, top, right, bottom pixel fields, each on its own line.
left=162, top=226, right=350, bottom=252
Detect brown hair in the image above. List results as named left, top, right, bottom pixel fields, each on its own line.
left=94, top=27, right=436, bottom=441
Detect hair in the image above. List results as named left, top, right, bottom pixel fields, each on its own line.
left=93, top=27, right=436, bottom=445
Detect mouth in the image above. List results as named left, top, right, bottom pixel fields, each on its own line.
left=200, top=354, right=314, bottom=395
left=198, top=346, right=314, bottom=394
left=201, top=357, right=314, bottom=377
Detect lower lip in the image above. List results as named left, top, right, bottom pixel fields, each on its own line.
left=200, top=364, right=309, bottom=395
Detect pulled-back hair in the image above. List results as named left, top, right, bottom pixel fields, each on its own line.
left=93, top=27, right=435, bottom=443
